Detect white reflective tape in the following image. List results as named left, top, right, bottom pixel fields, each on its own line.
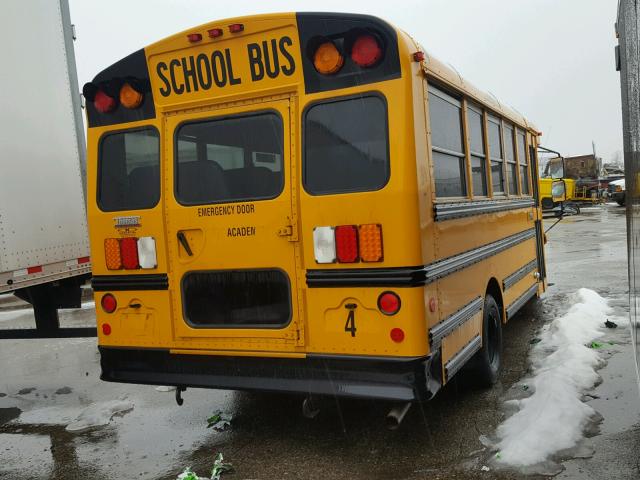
left=66, top=260, right=77, bottom=267
left=13, top=269, right=28, bottom=278
left=137, top=236, right=157, bottom=269
left=313, top=226, right=336, bottom=264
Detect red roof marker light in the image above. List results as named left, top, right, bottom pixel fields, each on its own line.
left=94, top=90, right=116, bottom=113
left=187, top=33, right=202, bottom=43
left=208, top=28, right=223, bottom=38
left=229, top=23, right=244, bottom=33
left=351, top=34, right=383, bottom=67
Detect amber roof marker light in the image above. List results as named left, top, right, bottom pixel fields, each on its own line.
left=313, top=40, right=345, bottom=74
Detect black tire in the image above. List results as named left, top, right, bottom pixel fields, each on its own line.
left=473, top=294, right=503, bottom=387
left=617, top=193, right=625, bottom=206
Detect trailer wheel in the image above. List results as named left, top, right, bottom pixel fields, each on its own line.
left=617, top=193, right=626, bottom=206
left=473, top=294, right=503, bottom=386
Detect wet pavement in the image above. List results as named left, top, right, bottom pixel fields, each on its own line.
left=0, top=203, right=639, bottom=479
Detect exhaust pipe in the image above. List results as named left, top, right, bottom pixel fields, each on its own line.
left=385, top=402, right=412, bottom=430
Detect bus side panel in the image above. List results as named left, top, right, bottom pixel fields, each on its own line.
left=433, top=209, right=536, bottom=262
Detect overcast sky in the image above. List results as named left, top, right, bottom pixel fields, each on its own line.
left=69, top=0, right=622, bottom=161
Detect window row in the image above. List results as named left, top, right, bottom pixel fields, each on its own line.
left=97, top=95, right=390, bottom=211
left=428, top=84, right=531, bottom=199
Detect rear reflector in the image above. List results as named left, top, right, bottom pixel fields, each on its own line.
left=120, top=237, right=139, bottom=270
left=335, top=225, right=359, bottom=263
left=390, top=327, right=405, bottom=343
left=313, top=227, right=336, bottom=264
left=104, top=238, right=122, bottom=270
left=27, top=265, right=43, bottom=274
left=102, top=323, right=112, bottom=335
left=137, top=237, right=157, bottom=269
left=358, top=224, right=383, bottom=262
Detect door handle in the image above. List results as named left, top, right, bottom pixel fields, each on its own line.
left=177, top=231, right=193, bottom=256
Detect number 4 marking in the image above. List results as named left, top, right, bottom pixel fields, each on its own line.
left=344, top=304, right=357, bottom=337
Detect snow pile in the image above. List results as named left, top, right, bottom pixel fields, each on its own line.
left=65, top=399, right=134, bottom=432
left=495, top=288, right=610, bottom=467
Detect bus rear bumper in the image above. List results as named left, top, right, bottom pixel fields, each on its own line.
left=99, top=347, right=440, bottom=402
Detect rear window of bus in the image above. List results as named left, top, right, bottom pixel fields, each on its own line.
left=98, top=128, right=160, bottom=212
left=303, top=94, right=389, bottom=195
left=175, top=112, right=284, bottom=205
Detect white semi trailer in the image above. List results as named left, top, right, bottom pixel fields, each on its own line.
left=0, top=0, right=94, bottom=338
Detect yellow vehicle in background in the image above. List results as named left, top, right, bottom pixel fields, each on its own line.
left=83, top=12, right=547, bottom=409
left=539, top=177, right=576, bottom=210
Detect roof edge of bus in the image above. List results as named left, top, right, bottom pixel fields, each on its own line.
left=419, top=48, right=540, bottom=133
left=144, top=11, right=396, bottom=52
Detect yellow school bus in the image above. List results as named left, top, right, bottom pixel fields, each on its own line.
left=84, top=12, right=546, bottom=404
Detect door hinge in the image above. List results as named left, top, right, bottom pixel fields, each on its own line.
left=278, top=217, right=298, bottom=241
left=278, top=225, right=293, bottom=236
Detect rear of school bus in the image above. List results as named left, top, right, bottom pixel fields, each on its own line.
left=86, top=12, right=439, bottom=402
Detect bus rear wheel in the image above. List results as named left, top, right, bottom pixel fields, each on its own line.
left=473, top=294, right=503, bottom=386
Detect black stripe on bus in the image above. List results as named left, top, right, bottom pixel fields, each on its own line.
left=503, top=260, right=538, bottom=291
left=444, top=335, right=482, bottom=381
left=306, top=228, right=536, bottom=287
left=92, top=274, right=169, bottom=291
left=506, top=283, right=539, bottom=320
left=434, top=198, right=535, bottom=222
left=429, top=296, right=483, bottom=346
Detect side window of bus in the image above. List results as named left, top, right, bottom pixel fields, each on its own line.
left=504, top=123, right=518, bottom=195
left=303, top=95, right=389, bottom=195
left=467, top=105, right=488, bottom=196
left=98, top=128, right=160, bottom=212
left=517, top=130, right=530, bottom=195
left=175, top=113, right=284, bottom=205
left=487, top=116, right=505, bottom=195
left=428, top=85, right=467, bottom=197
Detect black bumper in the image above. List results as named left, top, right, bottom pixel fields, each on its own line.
left=99, top=347, right=439, bottom=402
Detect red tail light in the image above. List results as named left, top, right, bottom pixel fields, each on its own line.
left=120, top=237, right=139, bottom=269
left=378, top=291, right=401, bottom=315
left=351, top=34, right=383, bottom=67
left=335, top=225, right=359, bottom=263
left=101, top=293, right=117, bottom=314
left=94, top=90, right=116, bottom=113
